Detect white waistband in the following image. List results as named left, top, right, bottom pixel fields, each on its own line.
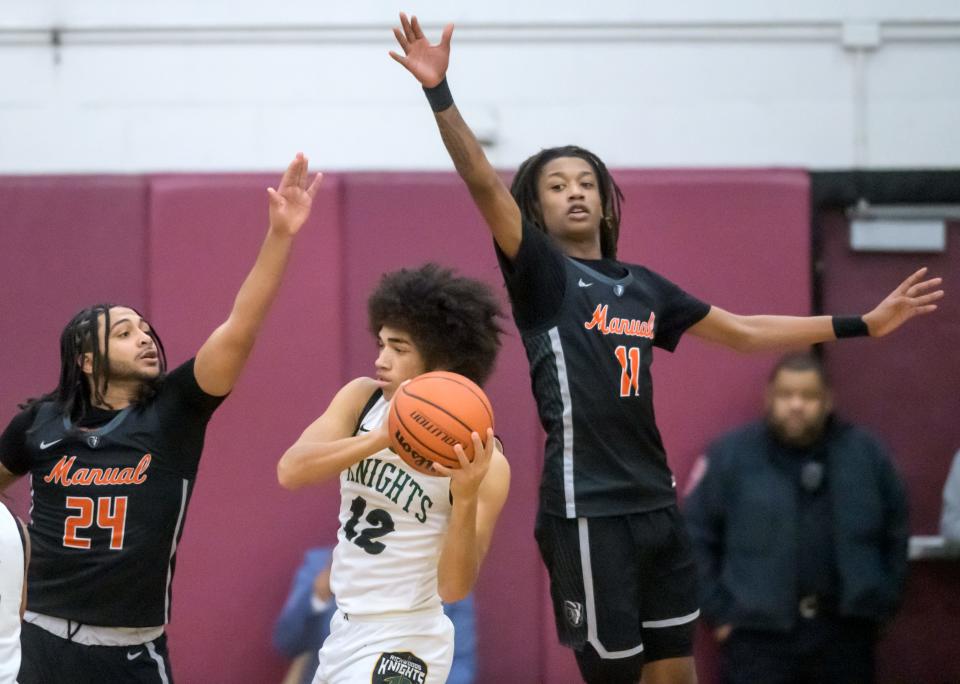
left=339, top=605, right=444, bottom=623
left=24, top=611, right=164, bottom=647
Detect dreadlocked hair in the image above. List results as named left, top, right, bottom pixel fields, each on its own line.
left=21, top=303, right=168, bottom=422
left=510, top=145, right=625, bottom=259
left=368, top=264, right=505, bottom=386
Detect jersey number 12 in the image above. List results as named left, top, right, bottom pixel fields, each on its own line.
left=343, top=495, right=395, bottom=555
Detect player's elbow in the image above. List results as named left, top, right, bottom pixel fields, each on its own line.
left=731, top=332, right=761, bottom=353
left=695, top=311, right=759, bottom=354
left=723, top=320, right=762, bottom=353
left=276, top=455, right=303, bottom=491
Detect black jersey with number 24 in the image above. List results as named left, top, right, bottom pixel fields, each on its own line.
left=497, top=222, right=711, bottom=518
left=0, top=359, right=224, bottom=627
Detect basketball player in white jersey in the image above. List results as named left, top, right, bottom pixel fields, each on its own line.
left=0, top=501, right=29, bottom=684
left=278, top=264, right=510, bottom=684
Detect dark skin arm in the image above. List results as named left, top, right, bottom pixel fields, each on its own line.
left=690, top=267, right=943, bottom=350
left=391, top=13, right=944, bottom=344
left=390, top=13, right=522, bottom=259
left=194, top=153, right=323, bottom=396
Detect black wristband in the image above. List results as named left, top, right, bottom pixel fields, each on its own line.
left=832, top=315, right=869, bottom=338
left=423, top=78, right=454, bottom=113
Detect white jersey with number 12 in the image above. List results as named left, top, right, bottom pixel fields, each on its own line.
left=330, top=396, right=453, bottom=616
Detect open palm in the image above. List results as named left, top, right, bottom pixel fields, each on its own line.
left=863, top=267, right=944, bottom=337
left=268, top=153, right=323, bottom=236
left=389, top=12, right=453, bottom=88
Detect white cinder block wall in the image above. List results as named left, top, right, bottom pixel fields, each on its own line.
left=1, top=0, right=958, bottom=173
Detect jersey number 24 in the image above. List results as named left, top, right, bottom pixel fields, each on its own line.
left=63, top=496, right=128, bottom=550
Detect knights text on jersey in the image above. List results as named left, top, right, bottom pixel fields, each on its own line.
left=330, top=395, right=453, bottom=617
left=519, top=257, right=709, bottom=518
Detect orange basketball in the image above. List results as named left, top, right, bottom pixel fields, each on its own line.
left=388, top=371, right=494, bottom=476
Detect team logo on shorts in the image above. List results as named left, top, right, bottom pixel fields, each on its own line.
left=564, top=600, right=584, bottom=628
left=372, top=651, right=427, bottom=684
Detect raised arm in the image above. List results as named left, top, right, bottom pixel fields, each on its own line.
left=277, top=378, right=387, bottom=490
left=193, top=153, right=323, bottom=396
left=689, top=267, right=943, bottom=352
left=433, top=430, right=511, bottom=603
left=390, top=12, right=522, bottom=258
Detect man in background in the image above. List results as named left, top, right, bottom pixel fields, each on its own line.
left=685, top=353, right=909, bottom=684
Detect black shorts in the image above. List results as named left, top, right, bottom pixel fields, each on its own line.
left=19, top=621, right=174, bottom=684
left=535, top=505, right=699, bottom=663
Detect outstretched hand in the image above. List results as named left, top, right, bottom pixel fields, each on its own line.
left=432, top=428, right=495, bottom=499
left=862, top=267, right=944, bottom=337
left=268, top=153, right=324, bottom=236
left=389, top=12, right=453, bottom=88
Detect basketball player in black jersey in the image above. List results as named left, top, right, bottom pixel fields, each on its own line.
left=391, top=14, right=944, bottom=684
left=0, top=153, right=323, bottom=683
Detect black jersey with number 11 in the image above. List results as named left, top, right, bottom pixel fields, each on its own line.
left=497, top=223, right=711, bottom=518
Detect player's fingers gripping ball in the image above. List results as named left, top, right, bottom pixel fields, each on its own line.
left=389, top=371, right=494, bottom=476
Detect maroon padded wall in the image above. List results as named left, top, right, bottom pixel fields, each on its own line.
left=0, top=176, right=149, bottom=515
left=0, top=169, right=810, bottom=683
left=145, top=174, right=344, bottom=684
left=821, top=212, right=959, bottom=533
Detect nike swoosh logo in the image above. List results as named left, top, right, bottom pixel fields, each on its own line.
left=578, top=279, right=593, bottom=288
left=39, top=439, right=63, bottom=450
left=127, top=651, right=142, bottom=660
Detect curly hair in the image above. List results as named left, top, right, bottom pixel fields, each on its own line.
left=367, top=264, right=504, bottom=386
left=510, top=145, right=625, bottom=259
